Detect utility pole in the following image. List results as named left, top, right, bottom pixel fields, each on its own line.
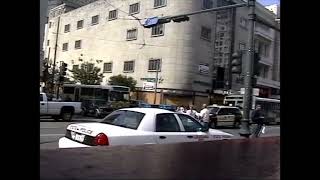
left=51, top=16, right=60, bottom=94
left=239, top=0, right=256, bottom=138
left=153, top=70, right=159, bottom=104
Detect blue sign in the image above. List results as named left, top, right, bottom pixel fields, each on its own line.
left=143, top=17, right=159, bottom=28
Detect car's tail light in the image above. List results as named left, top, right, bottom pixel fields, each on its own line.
left=94, top=133, right=109, bottom=146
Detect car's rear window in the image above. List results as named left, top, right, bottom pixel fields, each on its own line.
left=208, top=107, right=219, bottom=114
left=100, top=110, right=145, bottom=129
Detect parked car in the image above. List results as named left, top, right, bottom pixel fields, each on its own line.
left=59, top=108, right=233, bottom=148
left=40, top=93, right=82, bottom=121
left=207, top=105, right=243, bottom=128
left=81, top=99, right=113, bottom=118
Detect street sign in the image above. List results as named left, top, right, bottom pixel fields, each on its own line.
left=199, top=64, right=209, bottom=75
left=142, top=81, right=155, bottom=91
left=140, top=78, right=156, bottom=82
left=143, top=17, right=159, bottom=28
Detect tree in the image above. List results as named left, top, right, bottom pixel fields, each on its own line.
left=108, top=74, right=137, bottom=91
left=70, top=62, right=104, bottom=85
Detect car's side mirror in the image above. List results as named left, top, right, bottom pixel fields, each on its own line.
left=201, top=126, right=209, bottom=132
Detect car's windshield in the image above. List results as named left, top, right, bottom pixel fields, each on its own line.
left=100, top=110, right=145, bottom=129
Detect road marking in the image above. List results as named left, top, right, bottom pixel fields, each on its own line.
left=40, top=134, right=65, bottom=137
left=40, top=127, right=65, bottom=129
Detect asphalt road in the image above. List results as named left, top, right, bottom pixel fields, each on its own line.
left=40, top=115, right=280, bottom=149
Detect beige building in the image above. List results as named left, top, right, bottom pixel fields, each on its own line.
left=213, top=0, right=280, bottom=98
left=44, top=0, right=280, bottom=108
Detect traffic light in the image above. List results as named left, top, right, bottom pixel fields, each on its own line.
left=231, top=51, right=242, bottom=74
left=60, top=62, right=68, bottom=76
left=59, top=62, right=68, bottom=83
left=143, top=16, right=189, bottom=28
left=172, top=15, right=190, bottom=23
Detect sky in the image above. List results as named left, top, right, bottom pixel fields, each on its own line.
left=257, top=0, right=280, bottom=6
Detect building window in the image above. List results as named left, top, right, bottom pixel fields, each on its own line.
left=124, top=61, right=134, bottom=72
left=75, top=40, right=82, bottom=49
left=200, top=26, right=211, bottom=41
left=258, top=42, right=270, bottom=57
left=202, top=0, right=213, bottom=9
left=129, top=3, right=140, bottom=15
left=64, top=24, right=70, bottom=33
left=239, top=43, right=246, bottom=50
left=73, top=65, right=79, bottom=70
left=62, top=43, right=68, bottom=51
left=103, top=63, right=112, bottom=72
left=240, top=17, right=247, bottom=28
left=151, top=24, right=164, bottom=36
left=77, top=20, right=84, bottom=29
left=127, top=28, right=138, bottom=40
left=154, top=0, right=167, bottom=8
left=47, top=40, right=50, bottom=46
left=49, top=22, right=52, bottom=28
left=219, top=41, right=223, bottom=46
left=91, top=15, right=99, bottom=25
left=148, top=59, right=161, bottom=71
left=108, top=10, right=118, bottom=20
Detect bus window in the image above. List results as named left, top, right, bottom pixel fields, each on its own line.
left=110, top=91, right=123, bottom=101
left=81, top=88, right=94, bottom=96
left=63, top=87, right=75, bottom=94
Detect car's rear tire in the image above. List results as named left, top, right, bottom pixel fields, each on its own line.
left=61, top=111, right=73, bottom=121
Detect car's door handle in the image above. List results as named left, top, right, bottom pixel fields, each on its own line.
left=187, top=135, right=193, bottom=138
left=41, top=103, right=45, bottom=105
left=159, top=136, right=166, bottom=139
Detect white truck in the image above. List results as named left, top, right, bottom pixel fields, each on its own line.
left=40, top=93, right=82, bottom=121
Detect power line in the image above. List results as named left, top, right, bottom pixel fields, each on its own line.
left=50, top=32, right=172, bottom=48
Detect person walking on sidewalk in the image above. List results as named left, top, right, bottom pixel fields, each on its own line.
left=199, top=104, right=210, bottom=128
left=251, top=105, right=265, bottom=138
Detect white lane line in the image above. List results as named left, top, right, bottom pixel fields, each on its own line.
left=40, top=134, right=65, bottom=137
left=40, top=127, right=65, bottom=129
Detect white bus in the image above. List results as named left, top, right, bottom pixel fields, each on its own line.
left=224, top=94, right=280, bottom=124
left=62, top=84, right=130, bottom=102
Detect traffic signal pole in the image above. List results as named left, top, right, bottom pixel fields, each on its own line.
left=239, top=0, right=256, bottom=138
left=52, top=16, right=60, bottom=94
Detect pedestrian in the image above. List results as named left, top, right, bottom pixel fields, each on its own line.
left=199, top=104, right=210, bottom=128
left=177, top=105, right=186, bottom=113
left=251, top=105, right=265, bottom=138
left=186, top=104, right=199, bottom=119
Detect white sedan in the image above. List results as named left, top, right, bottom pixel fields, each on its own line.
left=59, top=108, right=233, bottom=148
